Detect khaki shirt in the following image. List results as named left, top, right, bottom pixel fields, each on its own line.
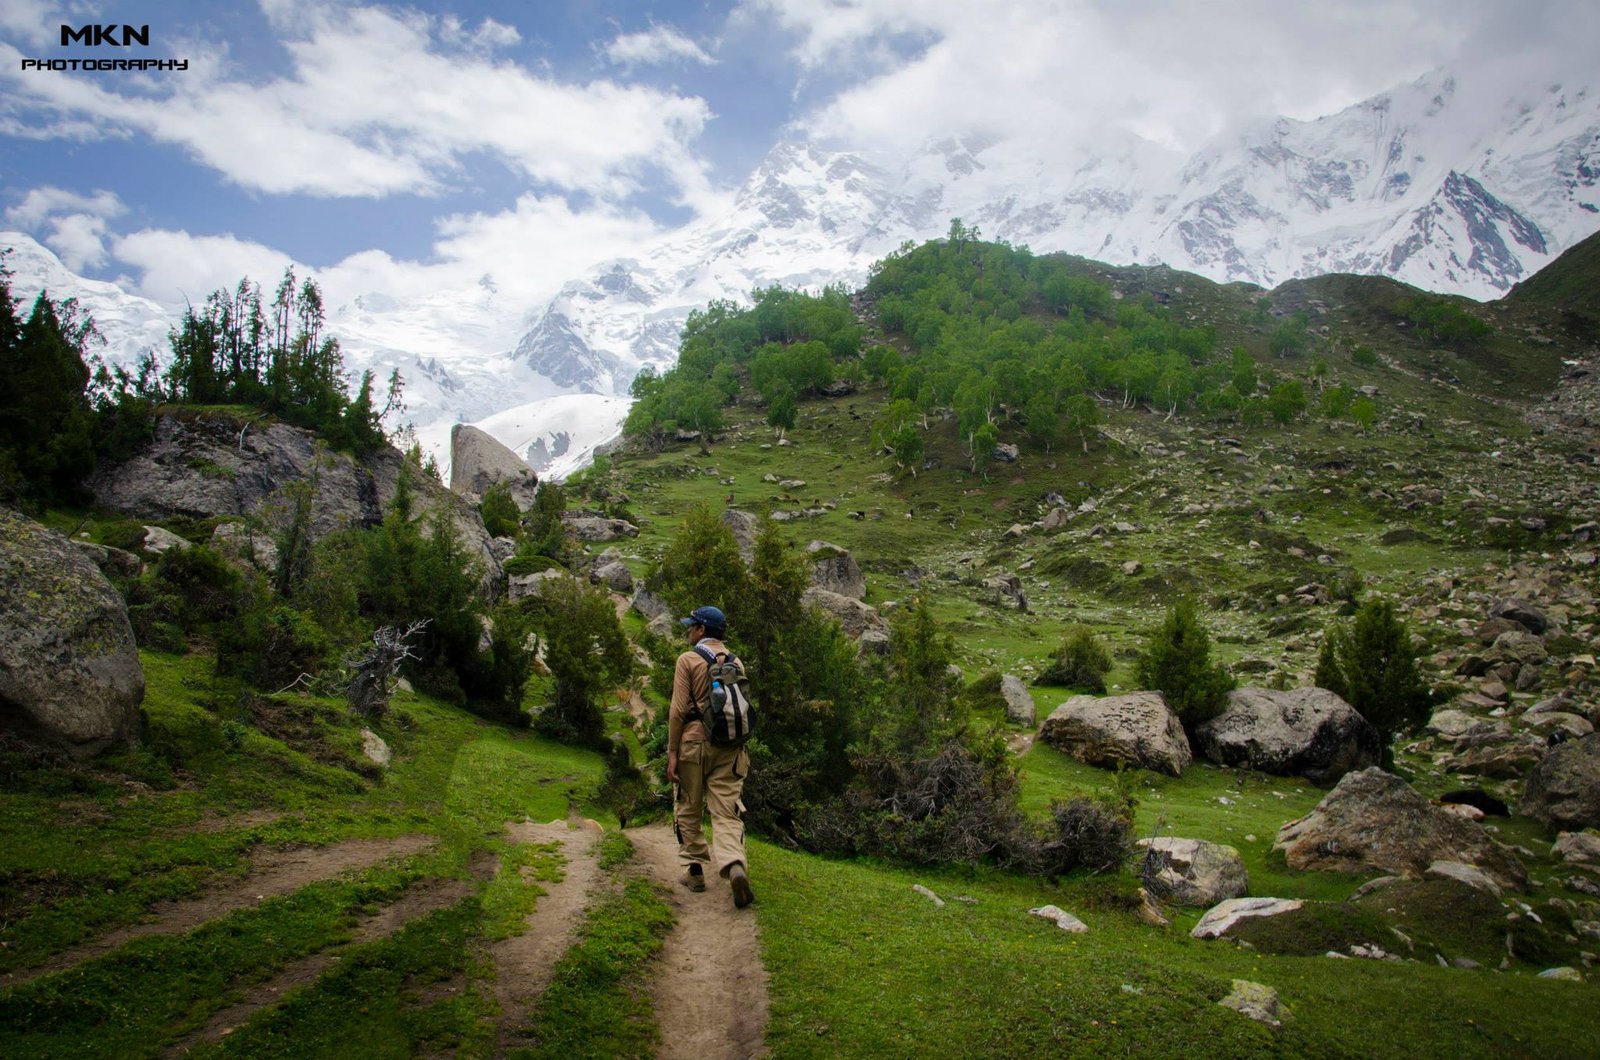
left=668, top=638, right=745, bottom=754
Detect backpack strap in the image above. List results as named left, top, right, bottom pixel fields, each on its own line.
left=684, top=644, right=720, bottom=723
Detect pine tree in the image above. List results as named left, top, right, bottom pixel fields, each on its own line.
left=1315, top=597, right=1430, bottom=760
left=1136, top=599, right=1235, bottom=737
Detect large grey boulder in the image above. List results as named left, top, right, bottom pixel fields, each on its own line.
left=1520, top=733, right=1600, bottom=831
left=1195, top=687, right=1381, bottom=786
left=564, top=515, right=639, bottom=542
left=722, top=509, right=759, bottom=562
left=802, top=587, right=887, bottom=639
left=87, top=411, right=500, bottom=592
left=1191, top=897, right=1303, bottom=939
left=0, top=508, right=144, bottom=756
left=1038, top=692, right=1192, bottom=776
left=807, top=541, right=865, bottom=600
left=999, top=675, right=1035, bottom=726
left=448, top=424, right=538, bottom=508
left=1138, top=837, right=1248, bottom=906
left=1274, top=768, right=1529, bottom=892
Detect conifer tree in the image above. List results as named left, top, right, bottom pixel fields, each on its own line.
left=1136, top=599, right=1235, bottom=738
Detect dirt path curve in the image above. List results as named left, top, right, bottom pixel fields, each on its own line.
left=491, top=820, right=604, bottom=1053
left=627, top=824, right=769, bottom=1060
left=2, top=834, right=437, bottom=990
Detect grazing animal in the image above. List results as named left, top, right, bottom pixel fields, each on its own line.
left=1439, top=789, right=1510, bottom=817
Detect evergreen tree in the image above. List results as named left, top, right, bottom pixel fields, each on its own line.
left=532, top=575, right=633, bottom=747
left=1136, top=599, right=1235, bottom=738
left=652, top=505, right=748, bottom=624
left=1315, top=597, right=1430, bottom=760
left=0, top=288, right=96, bottom=501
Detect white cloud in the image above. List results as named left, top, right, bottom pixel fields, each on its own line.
left=6, top=186, right=124, bottom=229
left=112, top=229, right=299, bottom=305
left=0, top=0, right=65, bottom=48
left=0, top=4, right=716, bottom=206
left=604, top=24, right=717, bottom=69
left=6, top=186, right=126, bottom=271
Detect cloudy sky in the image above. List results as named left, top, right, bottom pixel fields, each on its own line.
left=2, top=0, right=1595, bottom=319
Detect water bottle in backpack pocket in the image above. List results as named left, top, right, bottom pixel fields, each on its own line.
left=693, top=645, right=755, bottom=747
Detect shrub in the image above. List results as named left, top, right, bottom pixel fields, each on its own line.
left=503, top=553, right=563, bottom=577
left=1136, top=599, right=1235, bottom=737
left=529, top=576, right=633, bottom=748
left=479, top=481, right=520, bottom=539
left=151, top=544, right=246, bottom=628
left=1035, top=626, right=1112, bottom=692
left=1019, top=795, right=1134, bottom=877
left=1315, top=596, right=1431, bottom=760
left=216, top=604, right=334, bottom=689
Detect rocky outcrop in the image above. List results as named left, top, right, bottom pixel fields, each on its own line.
left=1274, top=768, right=1529, bottom=891
left=722, top=509, right=759, bottom=561
left=87, top=410, right=501, bottom=590
left=999, top=674, right=1035, bottom=726
left=0, top=507, right=144, bottom=756
left=563, top=515, right=639, bottom=542
left=1191, top=897, right=1303, bottom=939
left=1139, top=837, right=1248, bottom=906
left=802, top=587, right=888, bottom=638
left=1520, top=733, right=1600, bottom=831
left=448, top=424, right=538, bottom=508
left=807, top=540, right=865, bottom=600
left=1195, top=687, right=1381, bottom=786
left=1038, top=692, right=1192, bottom=776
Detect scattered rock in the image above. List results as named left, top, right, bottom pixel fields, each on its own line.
left=449, top=424, right=538, bottom=509
left=912, top=884, right=944, bottom=908
left=71, top=540, right=142, bottom=579
left=1274, top=768, right=1529, bottom=892
left=993, top=443, right=1020, bottom=462
left=802, top=587, right=887, bottom=639
left=1218, top=980, right=1288, bottom=1028
left=1138, top=837, right=1248, bottom=906
left=1028, top=905, right=1088, bottom=933
left=721, top=509, right=759, bottom=561
left=0, top=507, right=144, bottom=756
left=1537, top=967, right=1583, bottom=981
left=1424, top=860, right=1502, bottom=897
left=508, top=569, right=572, bottom=603
left=1195, top=687, right=1381, bottom=786
left=1521, top=733, right=1600, bottom=831
left=998, top=675, right=1035, bottom=726
left=630, top=587, right=672, bottom=622
left=807, top=541, right=866, bottom=600
left=592, top=561, right=634, bottom=593
left=1038, top=692, right=1193, bottom=776
left=1191, top=897, right=1304, bottom=939
left=360, top=729, right=392, bottom=768
left=1553, top=832, right=1600, bottom=867
left=141, top=525, right=192, bottom=555
left=563, top=515, right=639, bottom=542
left=1490, top=598, right=1549, bottom=635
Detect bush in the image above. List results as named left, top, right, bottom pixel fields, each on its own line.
left=216, top=603, right=334, bottom=689
left=1019, top=795, right=1134, bottom=877
left=1136, top=599, right=1235, bottom=737
left=1315, top=596, right=1431, bottom=759
left=503, top=553, right=563, bottom=577
left=479, top=481, right=520, bottom=539
left=1035, top=626, right=1112, bottom=692
left=529, top=575, right=633, bottom=748
left=150, top=544, right=247, bottom=629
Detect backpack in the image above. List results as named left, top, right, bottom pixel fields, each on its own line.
left=689, top=645, right=755, bottom=747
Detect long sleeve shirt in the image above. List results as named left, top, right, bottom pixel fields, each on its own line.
left=668, top=637, right=744, bottom=754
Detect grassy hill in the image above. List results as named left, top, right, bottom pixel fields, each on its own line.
left=3, top=234, right=1599, bottom=1055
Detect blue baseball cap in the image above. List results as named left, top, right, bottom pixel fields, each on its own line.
left=679, top=605, right=726, bottom=631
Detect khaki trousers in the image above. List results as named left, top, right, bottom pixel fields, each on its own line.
left=674, top=740, right=749, bottom=877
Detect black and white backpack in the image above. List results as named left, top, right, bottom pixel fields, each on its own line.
left=690, top=645, right=755, bottom=747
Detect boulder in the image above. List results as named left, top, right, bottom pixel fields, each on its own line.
left=1138, top=837, right=1248, bottom=906
left=71, top=540, right=142, bottom=579
left=1490, top=630, right=1549, bottom=667
left=564, top=515, right=639, bottom=542
left=856, top=627, right=891, bottom=657
left=1038, top=692, right=1192, bottom=776
left=1524, top=712, right=1594, bottom=740
left=1218, top=980, right=1288, bottom=1028
left=360, top=729, right=392, bottom=769
left=722, top=509, right=759, bottom=561
left=806, top=541, right=866, bottom=601
left=593, top=561, right=634, bottom=593
left=448, top=424, right=538, bottom=509
left=211, top=521, right=279, bottom=572
left=998, top=675, right=1035, bottom=726
left=1437, top=738, right=1547, bottom=779
left=1424, top=860, right=1502, bottom=897
left=0, top=507, right=144, bottom=756
left=508, top=569, right=572, bottom=603
left=1490, top=598, right=1549, bottom=635
left=993, top=443, right=1020, bottom=463
left=802, top=587, right=887, bottom=638
left=1195, top=687, right=1380, bottom=786
left=1426, top=710, right=1511, bottom=745
left=141, top=525, right=191, bottom=555
left=1191, top=897, right=1303, bottom=939
left=1553, top=832, right=1600, bottom=867
left=87, top=411, right=501, bottom=592
left=1028, top=905, right=1088, bottom=933
left=630, top=587, right=672, bottom=622
left=1521, top=732, right=1600, bottom=831
left=1039, top=507, right=1071, bottom=532
left=1274, top=768, right=1529, bottom=891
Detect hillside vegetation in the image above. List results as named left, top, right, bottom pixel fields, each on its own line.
left=3, top=230, right=1599, bottom=1055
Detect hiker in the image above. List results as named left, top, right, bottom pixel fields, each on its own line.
left=667, top=604, right=755, bottom=908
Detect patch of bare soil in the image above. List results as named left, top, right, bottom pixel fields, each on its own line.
left=628, top=823, right=770, bottom=1060
left=491, top=819, right=604, bottom=1053
left=165, top=870, right=479, bottom=1055
left=2, top=834, right=437, bottom=989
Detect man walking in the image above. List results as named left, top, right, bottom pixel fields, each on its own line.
left=667, top=605, right=755, bottom=908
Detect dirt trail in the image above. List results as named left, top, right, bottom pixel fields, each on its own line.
left=2, top=834, right=437, bottom=989
left=492, top=819, right=604, bottom=1053
left=628, top=824, right=769, bottom=1060
left=165, top=872, right=478, bottom=1055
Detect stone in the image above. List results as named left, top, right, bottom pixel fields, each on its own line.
left=1490, top=630, right=1549, bottom=667
left=0, top=507, right=144, bottom=756
left=448, top=424, right=538, bottom=509
left=1028, top=905, right=1088, bottom=932
left=1553, top=832, right=1600, bottom=867
left=593, top=561, right=634, bottom=593
left=1218, top=980, right=1288, bottom=1028
left=360, top=729, right=392, bottom=768
left=807, top=541, right=866, bottom=600
left=722, top=509, right=759, bottom=561
left=1039, top=507, right=1072, bottom=532
left=88, top=411, right=501, bottom=593
left=1537, top=967, right=1583, bottom=981
left=1195, top=687, right=1381, bottom=786
left=508, top=569, right=572, bottom=603
left=1426, top=710, right=1509, bottom=743
left=1138, top=837, right=1248, bottom=906
left=856, top=628, right=892, bottom=656
left=1038, top=692, right=1192, bottom=776
left=1524, top=712, right=1594, bottom=740
left=630, top=587, right=672, bottom=622
left=802, top=587, right=888, bottom=639
left=912, top=884, right=945, bottom=908
left=71, top=540, right=142, bottom=579
left=1191, top=897, right=1304, bottom=939
left=1521, top=733, right=1600, bottom=830
left=211, top=521, right=279, bottom=572
left=1490, top=598, right=1549, bottom=635
left=993, top=443, right=1020, bottom=462
left=1425, top=860, right=1502, bottom=897
left=1437, top=738, right=1546, bottom=779
left=999, top=675, right=1035, bottom=725
left=564, top=515, right=639, bottom=542
left=141, top=525, right=191, bottom=555
left=1274, top=768, right=1528, bottom=891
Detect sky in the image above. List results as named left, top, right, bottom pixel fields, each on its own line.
left=2, top=0, right=1596, bottom=327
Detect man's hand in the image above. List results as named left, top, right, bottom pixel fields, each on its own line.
left=667, top=750, right=679, bottom=784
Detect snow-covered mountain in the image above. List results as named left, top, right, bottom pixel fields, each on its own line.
left=6, top=67, right=1597, bottom=478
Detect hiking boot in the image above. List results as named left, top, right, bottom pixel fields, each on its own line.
left=729, top=863, right=754, bottom=909
left=680, top=866, right=706, bottom=892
